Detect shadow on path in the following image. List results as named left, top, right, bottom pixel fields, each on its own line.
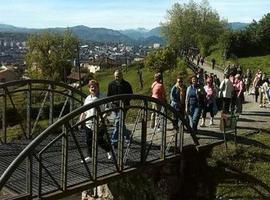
left=197, top=130, right=270, bottom=149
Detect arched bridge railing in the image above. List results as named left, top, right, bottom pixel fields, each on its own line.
left=0, top=79, right=87, bottom=144
left=0, top=94, right=192, bottom=200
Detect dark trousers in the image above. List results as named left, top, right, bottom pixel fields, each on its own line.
left=85, top=126, right=110, bottom=157
left=222, top=98, right=231, bottom=114
left=85, top=127, right=93, bottom=157
left=202, top=103, right=214, bottom=118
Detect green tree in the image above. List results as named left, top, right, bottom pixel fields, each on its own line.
left=226, top=13, right=270, bottom=57
left=257, top=13, right=270, bottom=52
left=26, top=30, right=79, bottom=82
left=144, top=47, right=176, bottom=73
left=161, top=0, right=227, bottom=56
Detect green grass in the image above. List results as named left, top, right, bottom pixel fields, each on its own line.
left=207, top=48, right=270, bottom=75
left=208, top=128, right=270, bottom=199
left=92, top=66, right=153, bottom=96
left=238, top=55, right=270, bottom=75
left=85, top=64, right=193, bottom=99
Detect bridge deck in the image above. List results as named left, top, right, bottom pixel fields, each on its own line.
left=0, top=122, right=223, bottom=198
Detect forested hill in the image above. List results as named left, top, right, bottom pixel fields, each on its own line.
left=0, top=24, right=164, bottom=45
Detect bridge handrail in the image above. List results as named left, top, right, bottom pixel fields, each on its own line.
left=0, top=79, right=88, bottom=143
left=0, top=79, right=87, bottom=98
left=0, top=94, right=191, bottom=190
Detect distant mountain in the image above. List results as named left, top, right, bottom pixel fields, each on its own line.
left=119, top=27, right=161, bottom=39
left=119, top=27, right=163, bottom=44
left=0, top=24, right=38, bottom=33
left=0, top=24, right=133, bottom=44
left=228, top=22, right=249, bottom=30
left=69, top=25, right=132, bottom=43
left=0, top=24, right=165, bottom=45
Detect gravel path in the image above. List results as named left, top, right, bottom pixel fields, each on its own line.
left=196, top=61, right=270, bottom=145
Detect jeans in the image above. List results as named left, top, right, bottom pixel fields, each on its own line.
left=188, top=104, right=202, bottom=132
left=111, top=111, right=130, bottom=145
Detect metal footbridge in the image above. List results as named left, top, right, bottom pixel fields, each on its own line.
left=0, top=79, right=196, bottom=200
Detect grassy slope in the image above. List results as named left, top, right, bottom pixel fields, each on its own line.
left=238, top=55, right=270, bottom=74
left=207, top=49, right=270, bottom=75
left=208, top=128, right=270, bottom=199
left=84, top=64, right=192, bottom=98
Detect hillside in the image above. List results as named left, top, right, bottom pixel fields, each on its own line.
left=0, top=24, right=164, bottom=45
left=228, top=22, right=249, bottom=30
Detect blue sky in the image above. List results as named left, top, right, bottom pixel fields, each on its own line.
left=0, top=0, right=269, bottom=30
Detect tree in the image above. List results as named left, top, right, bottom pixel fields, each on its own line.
left=161, top=0, right=227, bottom=56
left=225, top=13, right=270, bottom=57
left=26, top=30, right=79, bottom=82
left=144, top=47, right=176, bottom=73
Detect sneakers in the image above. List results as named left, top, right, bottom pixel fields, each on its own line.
left=200, top=119, right=206, bottom=127
left=107, top=152, right=112, bottom=160
left=81, top=156, right=92, bottom=163
left=82, top=154, right=112, bottom=162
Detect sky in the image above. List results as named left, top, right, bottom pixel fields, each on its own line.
left=0, top=0, right=269, bottom=30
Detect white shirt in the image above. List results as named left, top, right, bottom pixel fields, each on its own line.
left=83, top=93, right=105, bottom=129
left=219, top=78, right=234, bottom=98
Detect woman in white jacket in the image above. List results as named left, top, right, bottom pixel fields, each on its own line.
left=219, top=74, right=234, bottom=113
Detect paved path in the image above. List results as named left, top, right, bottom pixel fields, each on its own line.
left=195, top=62, right=270, bottom=147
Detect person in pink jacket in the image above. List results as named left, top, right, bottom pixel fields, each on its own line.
left=150, top=73, right=166, bottom=129
left=201, top=77, right=217, bottom=126
left=232, top=74, right=244, bottom=114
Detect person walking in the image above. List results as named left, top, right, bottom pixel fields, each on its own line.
left=107, top=70, right=133, bottom=146
left=150, top=72, right=166, bottom=129
left=219, top=74, right=234, bottom=114
left=170, top=75, right=186, bottom=119
left=259, top=78, right=270, bottom=107
left=185, top=76, right=205, bottom=133
left=211, top=58, right=216, bottom=70
left=80, top=80, right=111, bottom=163
left=253, top=69, right=263, bottom=102
left=201, top=77, right=217, bottom=126
left=245, top=68, right=252, bottom=94
left=232, top=74, right=244, bottom=114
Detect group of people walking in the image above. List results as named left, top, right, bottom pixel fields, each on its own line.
left=80, top=70, right=133, bottom=162
left=80, top=63, right=270, bottom=162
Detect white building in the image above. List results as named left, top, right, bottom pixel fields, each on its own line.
left=83, top=63, right=100, bottom=73
left=153, top=43, right=161, bottom=49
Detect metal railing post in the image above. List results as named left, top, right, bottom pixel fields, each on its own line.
left=117, top=100, right=124, bottom=172
left=61, top=124, right=69, bottom=191
left=49, top=84, right=54, bottom=125
left=27, top=83, right=32, bottom=139
left=140, top=100, right=147, bottom=163
left=160, top=107, right=167, bottom=160
left=2, top=88, right=7, bottom=143
left=92, top=116, right=98, bottom=180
